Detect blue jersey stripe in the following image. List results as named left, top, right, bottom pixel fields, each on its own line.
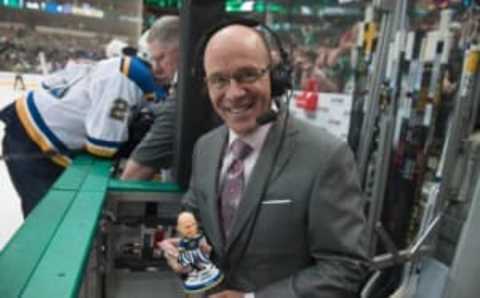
left=121, top=56, right=167, bottom=101
left=27, top=93, right=71, bottom=156
left=86, top=136, right=123, bottom=148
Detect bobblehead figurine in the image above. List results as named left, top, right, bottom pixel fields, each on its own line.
left=176, top=211, right=223, bottom=293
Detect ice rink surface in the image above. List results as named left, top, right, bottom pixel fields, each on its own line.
left=0, top=72, right=40, bottom=250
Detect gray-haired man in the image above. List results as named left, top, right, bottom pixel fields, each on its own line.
left=121, top=15, right=180, bottom=180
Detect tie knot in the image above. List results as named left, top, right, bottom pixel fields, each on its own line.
left=230, top=139, right=252, bottom=160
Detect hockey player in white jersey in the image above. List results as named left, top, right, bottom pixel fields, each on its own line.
left=0, top=15, right=180, bottom=217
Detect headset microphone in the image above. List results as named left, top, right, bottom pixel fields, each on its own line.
left=256, top=97, right=281, bottom=125
left=256, top=110, right=278, bottom=125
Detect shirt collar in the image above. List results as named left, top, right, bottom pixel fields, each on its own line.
left=227, top=123, right=272, bottom=154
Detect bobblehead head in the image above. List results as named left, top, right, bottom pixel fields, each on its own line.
left=177, top=211, right=199, bottom=239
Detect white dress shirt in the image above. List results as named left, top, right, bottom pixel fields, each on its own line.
left=219, top=123, right=272, bottom=189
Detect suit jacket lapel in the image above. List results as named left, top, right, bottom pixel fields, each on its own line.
left=225, top=116, right=298, bottom=251
left=203, top=126, right=228, bottom=252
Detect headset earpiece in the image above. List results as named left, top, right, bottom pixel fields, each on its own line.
left=270, top=60, right=292, bottom=97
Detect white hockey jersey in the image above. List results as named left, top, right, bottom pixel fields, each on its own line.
left=15, top=56, right=167, bottom=167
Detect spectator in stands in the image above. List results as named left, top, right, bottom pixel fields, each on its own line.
left=314, top=26, right=357, bottom=93
left=314, top=46, right=342, bottom=92
left=0, top=28, right=106, bottom=73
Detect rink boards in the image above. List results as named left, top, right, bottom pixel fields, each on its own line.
left=0, top=71, right=41, bottom=91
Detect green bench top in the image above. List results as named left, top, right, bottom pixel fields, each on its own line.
left=0, top=155, right=182, bottom=298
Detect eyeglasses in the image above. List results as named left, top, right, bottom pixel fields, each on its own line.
left=205, top=66, right=270, bottom=91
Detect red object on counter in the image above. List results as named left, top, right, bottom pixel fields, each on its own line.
left=296, top=78, right=319, bottom=112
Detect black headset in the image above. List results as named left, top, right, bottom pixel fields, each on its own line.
left=193, top=17, right=292, bottom=98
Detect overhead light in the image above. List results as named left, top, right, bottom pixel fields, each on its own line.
left=301, top=5, right=313, bottom=15
left=241, top=1, right=254, bottom=12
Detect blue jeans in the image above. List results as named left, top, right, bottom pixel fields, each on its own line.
left=0, top=103, right=64, bottom=217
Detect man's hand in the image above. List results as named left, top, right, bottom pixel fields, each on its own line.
left=199, top=236, right=213, bottom=256
left=159, top=238, right=187, bottom=273
left=208, top=290, right=245, bottom=298
left=121, top=159, right=156, bottom=180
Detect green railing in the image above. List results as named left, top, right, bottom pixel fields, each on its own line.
left=0, top=155, right=182, bottom=298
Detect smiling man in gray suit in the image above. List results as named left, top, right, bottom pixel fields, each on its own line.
left=161, top=21, right=369, bottom=298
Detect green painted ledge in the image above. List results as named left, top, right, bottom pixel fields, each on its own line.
left=0, top=154, right=183, bottom=298
left=108, top=179, right=183, bottom=193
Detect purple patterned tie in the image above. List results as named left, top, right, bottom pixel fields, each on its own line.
left=220, top=139, right=253, bottom=238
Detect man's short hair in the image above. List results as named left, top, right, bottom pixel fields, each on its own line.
left=147, top=15, right=180, bottom=48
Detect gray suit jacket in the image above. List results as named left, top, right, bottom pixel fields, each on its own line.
left=183, top=115, right=369, bottom=298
